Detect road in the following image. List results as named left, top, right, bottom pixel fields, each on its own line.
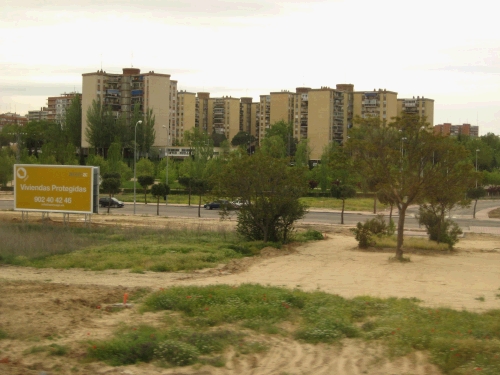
left=1, top=198, right=499, bottom=232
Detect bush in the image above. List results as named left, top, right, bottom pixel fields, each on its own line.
left=351, top=215, right=392, bottom=248
left=154, top=340, right=199, bottom=366
left=417, top=206, right=463, bottom=249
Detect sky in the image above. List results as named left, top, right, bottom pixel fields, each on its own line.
left=1, top=0, right=499, bottom=135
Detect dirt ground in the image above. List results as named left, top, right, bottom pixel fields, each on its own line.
left=1, top=211, right=499, bottom=375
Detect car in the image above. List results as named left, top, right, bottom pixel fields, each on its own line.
left=230, top=199, right=248, bottom=209
left=203, top=200, right=230, bottom=210
left=99, top=197, right=124, bottom=208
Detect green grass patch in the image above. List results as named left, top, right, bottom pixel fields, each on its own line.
left=0, top=329, right=8, bottom=340
left=23, top=343, right=68, bottom=356
left=87, top=324, right=249, bottom=367
left=138, top=284, right=500, bottom=374
left=0, top=222, right=280, bottom=272
left=373, top=236, right=451, bottom=252
left=300, top=197, right=386, bottom=212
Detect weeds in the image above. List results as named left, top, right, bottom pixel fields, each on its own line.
left=24, top=343, right=68, bottom=356
left=135, top=285, right=500, bottom=374
left=0, top=329, right=7, bottom=340
left=0, top=223, right=277, bottom=272
left=87, top=324, right=246, bottom=367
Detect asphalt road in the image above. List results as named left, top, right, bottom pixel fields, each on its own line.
left=1, top=198, right=499, bottom=231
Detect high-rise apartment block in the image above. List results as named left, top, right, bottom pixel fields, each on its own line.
left=353, top=89, right=398, bottom=122
left=434, top=123, right=479, bottom=137
left=397, top=96, right=434, bottom=123
left=27, top=107, right=50, bottom=122
left=81, top=68, right=171, bottom=148
left=80, top=66, right=435, bottom=160
left=208, top=96, right=241, bottom=140
left=47, top=92, right=81, bottom=124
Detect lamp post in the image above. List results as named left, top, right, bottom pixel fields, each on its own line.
left=162, top=125, right=170, bottom=206
left=475, top=149, right=480, bottom=187
left=133, top=120, right=142, bottom=215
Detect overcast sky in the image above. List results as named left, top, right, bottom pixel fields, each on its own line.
left=1, top=0, right=499, bottom=135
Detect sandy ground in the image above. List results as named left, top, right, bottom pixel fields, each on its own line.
left=1, top=211, right=499, bottom=375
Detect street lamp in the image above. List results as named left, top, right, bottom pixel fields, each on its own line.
left=162, top=125, right=170, bottom=205
left=133, top=120, right=142, bottom=215
left=475, top=149, right=480, bottom=187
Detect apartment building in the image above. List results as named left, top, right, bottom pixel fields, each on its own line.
left=353, top=89, right=398, bottom=123
left=240, top=97, right=254, bottom=135
left=81, top=68, right=171, bottom=148
left=0, top=112, right=28, bottom=130
left=207, top=97, right=240, bottom=140
left=175, top=91, right=197, bottom=144
left=307, top=86, right=354, bottom=159
left=257, top=95, right=271, bottom=142
left=434, top=123, right=479, bottom=137
left=397, top=96, right=434, bottom=125
left=270, top=91, right=295, bottom=126
left=196, top=92, right=210, bottom=133
left=47, top=92, right=81, bottom=124
left=27, top=107, right=50, bottom=122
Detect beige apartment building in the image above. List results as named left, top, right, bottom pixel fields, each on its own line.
left=176, top=91, right=197, bottom=144
left=206, top=96, right=241, bottom=141
left=352, top=89, right=398, bottom=123
left=240, top=97, right=255, bottom=136
left=196, top=92, right=210, bottom=133
left=81, top=68, right=171, bottom=148
left=397, top=96, right=434, bottom=125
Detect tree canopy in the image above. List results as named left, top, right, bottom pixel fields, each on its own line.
left=212, top=150, right=309, bottom=243
left=349, top=114, right=476, bottom=259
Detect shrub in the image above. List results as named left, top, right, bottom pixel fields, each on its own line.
left=351, top=215, right=393, bottom=248
left=417, top=206, right=463, bottom=249
left=154, top=340, right=199, bottom=366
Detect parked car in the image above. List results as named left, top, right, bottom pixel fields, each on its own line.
left=203, top=200, right=231, bottom=210
left=99, top=197, right=124, bottom=208
left=230, top=199, right=248, bottom=209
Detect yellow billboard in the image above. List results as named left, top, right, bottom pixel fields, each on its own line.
left=14, top=165, right=94, bottom=214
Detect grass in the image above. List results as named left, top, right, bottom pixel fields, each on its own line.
left=300, top=196, right=385, bottom=211
left=0, top=222, right=314, bottom=271
left=87, top=323, right=258, bottom=367
left=110, top=192, right=386, bottom=212
left=0, top=222, right=261, bottom=271
left=373, top=236, right=451, bottom=252
left=24, top=343, right=68, bottom=356
left=85, top=284, right=500, bottom=374
left=489, top=208, right=500, bottom=219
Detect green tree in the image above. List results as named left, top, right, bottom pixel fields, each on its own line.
left=107, top=141, right=123, bottom=174
left=0, top=149, right=15, bottom=187
left=260, top=135, right=286, bottom=159
left=212, top=151, right=309, bottom=243
left=136, top=107, right=156, bottom=156
left=101, top=172, right=121, bottom=214
left=331, top=182, right=357, bottom=225
left=151, top=183, right=170, bottom=216
left=294, top=139, right=311, bottom=168
left=184, top=128, right=214, bottom=215
left=467, top=186, right=487, bottom=219
left=264, top=120, right=296, bottom=157
left=231, top=131, right=255, bottom=148
left=85, top=99, right=119, bottom=155
left=63, top=95, right=82, bottom=162
left=137, top=175, right=155, bottom=204
left=135, top=158, right=155, bottom=177
left=349, top=114, right=476, bottom=260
